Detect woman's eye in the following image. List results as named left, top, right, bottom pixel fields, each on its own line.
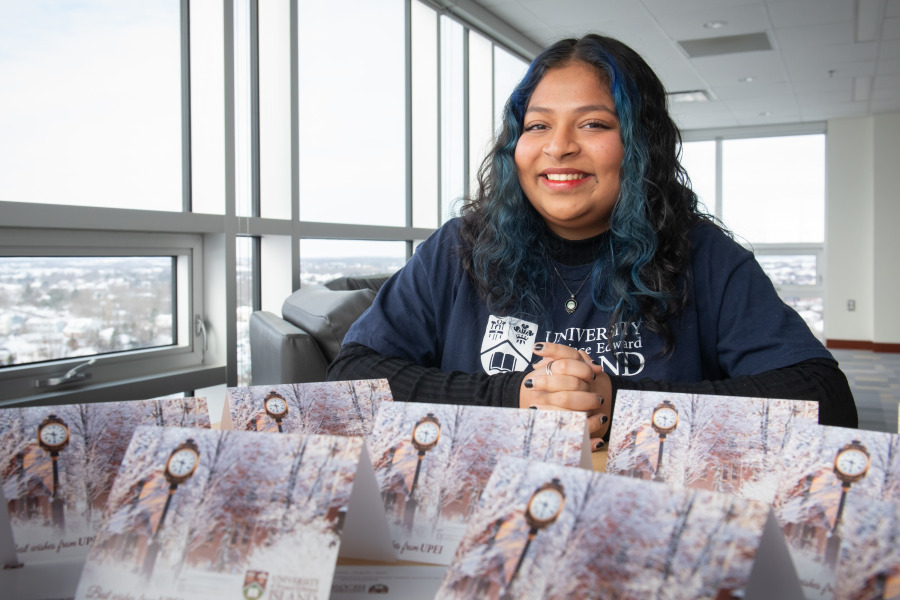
left=524, top=123, right=548, bottom=131
left=584, top=120, right=612, bottom=129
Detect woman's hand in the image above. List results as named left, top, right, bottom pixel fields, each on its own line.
left=519, top=342, right=611, bottom=451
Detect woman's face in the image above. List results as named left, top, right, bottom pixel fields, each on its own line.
left=514, top=61, right=625, bottom=240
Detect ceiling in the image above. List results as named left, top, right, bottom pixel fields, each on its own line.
left=470, top=0, right=900, bottom=131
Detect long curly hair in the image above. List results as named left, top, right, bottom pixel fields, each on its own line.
left=458, top=34, right=715, bottom=351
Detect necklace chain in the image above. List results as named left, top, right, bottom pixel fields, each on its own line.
left=551, top=265, right=591, bottom=314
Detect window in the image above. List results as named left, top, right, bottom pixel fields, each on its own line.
left=681, top=130, right=827, bottom=339
left=0, top=0, right=534, bottom=402
left=0, top=228, right=205, bottom=404
left=296, top=0, right=406, bottom=227
left=0, top=0, right=183, bottom=211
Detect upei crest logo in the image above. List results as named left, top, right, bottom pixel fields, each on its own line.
left=480, top=316, right=538, bottom=374
left=243, top=570, right=269, bottom=599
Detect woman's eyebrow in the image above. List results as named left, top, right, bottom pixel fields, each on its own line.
left=525, top=104, right=617, bottom=116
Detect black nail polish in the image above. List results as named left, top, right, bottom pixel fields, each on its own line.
left=524, top=379, right=534, bottom=389
left=601, top=415, right=609, bottom=425
left=594, top=440, right=604, bottom=450
left=598, top=395, right=604, bottom=406
left=528, top=405, right=538, bottom=410
left=534, top=343, right=544, bottom=351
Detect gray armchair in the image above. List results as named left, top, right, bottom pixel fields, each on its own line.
left=248, top=275, right=391, bottom=385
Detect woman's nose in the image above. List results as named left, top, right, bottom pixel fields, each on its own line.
left=543, top=127, right=579, bottom=159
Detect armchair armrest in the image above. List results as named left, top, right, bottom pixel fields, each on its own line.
left=249, top=311, right=329, bottom=385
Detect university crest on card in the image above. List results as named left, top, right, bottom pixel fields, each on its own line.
left=243, top=570, right=269, bottom=599
left=480, top=316, right=537, bottom=374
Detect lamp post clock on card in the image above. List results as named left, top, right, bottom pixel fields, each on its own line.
left=824, top=439, right=870, bottom=567
left=652, top=400, right=678, bottom=482
left=404, top=413, right=441, bottom=530
left=832, top=439, right=870, bottom=533
left=38, top=414, right=70, bottom=529
left=143, top=438, right=200, bottom=580
left=264, top=390, right=289, bottom=433
left=509, top=478, right=566, bottom=588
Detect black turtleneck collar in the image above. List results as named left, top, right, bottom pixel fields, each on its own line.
left=544, top=226, right=610, bottom=266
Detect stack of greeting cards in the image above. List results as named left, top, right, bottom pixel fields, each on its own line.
left=0, top=397, right=210, bottom=566
left=75, top=426, right=392, bottom=600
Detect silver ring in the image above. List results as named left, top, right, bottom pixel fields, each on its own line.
left=545, top=361, right=555, bottom=376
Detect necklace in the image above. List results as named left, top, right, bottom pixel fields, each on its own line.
left=551, top=265, right=591, bottom=314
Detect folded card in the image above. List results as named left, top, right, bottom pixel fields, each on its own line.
left=0, top=397, right=210, bottom=565
left=607, top=390, right=819, bottom=503
left=772, top=423, right=900, bottom=599
left=368, top=402, right=590, bottom=565
left=438, top=456, right=802, bottom=600
left=75, top=425, right=393, bottom=600
left=222, top=379, right=392, bottom=436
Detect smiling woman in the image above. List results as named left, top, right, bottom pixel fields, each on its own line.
left=514, top=62, right=624, bottom=240
left=327, top=34, right=858, bottom=449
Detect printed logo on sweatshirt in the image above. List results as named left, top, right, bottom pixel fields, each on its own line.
left=480, top=316, right=538, bottom=375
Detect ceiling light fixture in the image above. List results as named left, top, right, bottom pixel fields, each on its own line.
left=704, top=20, right=727, bottom=29
left=739, top=76, right=755, bottom=83
left=667, top=90, right=711, bottom=103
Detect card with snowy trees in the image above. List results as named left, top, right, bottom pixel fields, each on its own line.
left=606, top=390, right=819, bottom=503
left=75, top=425, right=393, bottom=600
left=223, top=379, right=392, bottom=436
left=0, top=396, right=210, bottom=565
left=437, top=456, right=802, bottom=600
left=772, top=423, right=900, bottom=600
left=368, top=402, right=589, bottom=565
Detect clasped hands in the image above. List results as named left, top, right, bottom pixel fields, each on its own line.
left=519, top=342, right=612, bottom=452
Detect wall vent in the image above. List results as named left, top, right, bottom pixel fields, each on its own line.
left=678, top=32, right=772, bottom=58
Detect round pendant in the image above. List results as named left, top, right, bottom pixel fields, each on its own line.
left=565, top=298, right=577, bottom=314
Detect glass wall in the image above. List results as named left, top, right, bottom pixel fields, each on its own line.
left=0, top=0, right=532, bottom=399
left=681, top=133, right=826, bottom=339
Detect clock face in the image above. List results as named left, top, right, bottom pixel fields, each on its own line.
left=528, top=488, right=564, bottom=523
left=653, top=407, right=677, bottom=430
left=836, top=448, right=868, bottom=477
left=167, top=449, right=198, bottom=477
left=414, top=421, right=440, bottom=446
left=40, top=423, right=68, bottom=447
left=266, top=396, right=287, bottom=417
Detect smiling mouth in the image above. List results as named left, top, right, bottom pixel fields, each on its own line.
left=543, top=173, right=589, bottom=181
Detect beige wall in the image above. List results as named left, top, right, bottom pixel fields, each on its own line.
left=826, top=113, right=900, bottom=346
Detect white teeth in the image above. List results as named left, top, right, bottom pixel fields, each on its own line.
left=544, top=173, right=588, bottom=181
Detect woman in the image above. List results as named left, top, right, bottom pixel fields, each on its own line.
left=327, top=34, right=857, bottom=450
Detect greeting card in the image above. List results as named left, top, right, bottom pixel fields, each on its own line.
left=607, top=390, right=819, bottom=503
left=75, top=425, right=393, bottom=600
left=0, top=397, right=210, bottom=565
left=223, top=379, right=392, bottom=436
left=438, top=456, right=802, bottom=600
left=772, top=423, right=900, bottom=599
left=368, top=402, right=589, bottom=565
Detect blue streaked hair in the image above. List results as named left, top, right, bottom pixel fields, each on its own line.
left=458, top=34, right=710, bottom=351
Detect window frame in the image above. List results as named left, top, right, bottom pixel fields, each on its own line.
left=0, top=222, right=209, bottom=406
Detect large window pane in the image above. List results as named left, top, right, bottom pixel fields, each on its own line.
left=0, top=1, right=182, bottom=210
left=299, top=240, right=405, bottom=287
left=191, top=0, right=226, bottom=215
left=411, top=0, right=439, bottom=229
left=0, top=257, right=175, bottom=367
left=297, top=0, right=405, bottom=226
left=493, top=46, right=527, bottom=132
left=722, top=135, right=825, bottom=244
left=440, top=17, right=465, bottom=222
left=468, top=31, right=493, bottom=195
left=680, top=140, right=716, bottom=215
